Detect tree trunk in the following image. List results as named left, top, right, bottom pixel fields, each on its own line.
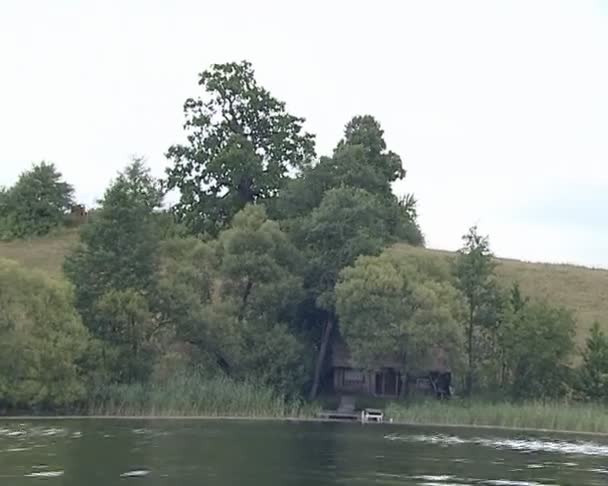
left=309, top=317, right=334, bottom=400
left=465, top=306, right=474, bottom=397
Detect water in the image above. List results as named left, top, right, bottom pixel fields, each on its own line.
left=1, top=420, right=608, bottom=485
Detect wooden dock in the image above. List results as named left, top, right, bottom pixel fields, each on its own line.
left=318, top=396, right=384, bottom=423
left=318, top=410, right=360, bottom=421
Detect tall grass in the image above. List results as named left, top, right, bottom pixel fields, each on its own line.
left=386, top=400, right=608, bottom=433
left=88, top=373, right=319, bottom=418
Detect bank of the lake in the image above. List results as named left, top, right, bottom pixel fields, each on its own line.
left=4, top=401, right=608, bottom=437
left=88, top=381, right=608, bottom=435
left=386, top=400, right=608, bottom=434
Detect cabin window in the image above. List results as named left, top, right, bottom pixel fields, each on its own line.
left=343, top=369, right=365, bottom=385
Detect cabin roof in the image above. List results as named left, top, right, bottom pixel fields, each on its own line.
left=330, top=327, right=451, bottom=372
left=330, top=334, right=402, bottom=369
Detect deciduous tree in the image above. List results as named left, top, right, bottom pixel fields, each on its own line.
left=0, top=162, right=74, bottom=238
left=453, top=226, right=499, bottom=396
left=166, top=61, right=316, bottom=235
left=336, top=251, right=464, bottom=387
left=0, top=260, right=88, bottom=409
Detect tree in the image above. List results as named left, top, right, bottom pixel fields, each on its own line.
left=299, top=187, right=397, bottom=398
left=336, top=251, right=464, bottom=385
left=577, top=322, right=608, bottom=401
left=0, top=259, right=88, bottom=409
left=488, top=282, right=527, bottom=389
left=215, top=205, right=309, bottom=394
left=453, top=226, right=499, bottom=396
left=156, top=205, right=311, bottom=396
left=0, top=162, right=74, bottom=238
left=64, top=159, right=162, bottom=382
left=166, top=61, right=316, bottom=235
left=500, top=301, right=575, bottom=400
left=273, top=115, right=422, bottom=246
left=95, top=289, right=154, bottom=383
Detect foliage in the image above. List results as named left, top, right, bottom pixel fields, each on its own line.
left=273, top=115, right=423, bottom=245
left=0, top=162, right=74, bottom=239
left=95, top=289, right=155, bottom=383
left=0, top=259, right=88, bottom=409
left=336, top=251, right=464, bottom=375
left=155, top=205, right=312, bottom=397
left=576, top=322, right=608, bottom=401
left=453, top=226, right=500, bottom=395
left=500, top=300, right=575, bottom=400
left=166, top=61, right=316, bottom=236
left=64, top=159, right=162, bottom=337
left=64, top=159, right=162, bottom=384
left=299, top=187, right=392, bottom=310
left=215, top=206, right=311, bottom=395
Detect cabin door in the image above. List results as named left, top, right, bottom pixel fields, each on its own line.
left=375, top=372, right=383, bottom=395
left=384, top=368, right=397, bottom=396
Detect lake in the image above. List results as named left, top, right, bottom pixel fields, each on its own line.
left=1, top=419, right=608, bottom=485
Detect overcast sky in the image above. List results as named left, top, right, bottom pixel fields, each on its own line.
left=1, top=0, right=607, bottom=267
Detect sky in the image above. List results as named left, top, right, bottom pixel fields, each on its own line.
left=1, top=0, right=607, bottom=267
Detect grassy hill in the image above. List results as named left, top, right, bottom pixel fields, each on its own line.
left=1, top=230, right=606, bottom=345
left=0, top=229, right=79, bottom=278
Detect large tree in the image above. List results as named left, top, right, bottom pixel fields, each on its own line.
left=166, top=61, right=316, bottom=235
left=273, top=115, right=422, bottom=246
left=64, top=159, right=162, bottom=382
left=0, top=259, right=88, bottom=409
left=0, top=162, right=74, bottom=238
left=157, top=205, right=311, bottom=395
left=453, top=226, right=500, bottom=396
left=336, top=251, right=464, bottom=386
left=299, top=187, right=397, bottom=398
left=275, top=115, right=424, bottom=398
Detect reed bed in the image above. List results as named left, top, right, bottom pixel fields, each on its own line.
left=88, top=374, right=318, bottom=418
left=386, top=400, right=608, bottom=433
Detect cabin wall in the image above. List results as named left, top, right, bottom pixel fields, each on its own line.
left=333, top=367, right=374, bottom=394
left=332, top=367, right=402, bottom=397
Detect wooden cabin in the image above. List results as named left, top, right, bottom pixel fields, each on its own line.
left=330, top=334, right=453, bottom=398
left=330, top=337, right=404, bottom=397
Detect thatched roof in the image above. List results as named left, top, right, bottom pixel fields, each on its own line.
left=330, top=329, right=451, bottom=372
left=330, top=334, right=402, bottom=369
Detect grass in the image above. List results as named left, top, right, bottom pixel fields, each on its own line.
left=0, top=228, right=78, bottom=279
left=87, top=374, right=320, bottom=418
left=386, top=400, right=608, bottom=434
left=1, top=230, right=607, bottom=345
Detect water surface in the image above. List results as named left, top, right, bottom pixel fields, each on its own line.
left=1, top=419, right=607, bottom=485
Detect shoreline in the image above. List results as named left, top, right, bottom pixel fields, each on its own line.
left=3, top=414, right=608, bottom=437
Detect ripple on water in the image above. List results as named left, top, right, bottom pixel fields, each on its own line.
left=385, top=433, right=608, bottom=457
left=482, top=481, right=557, bottom=486
left=120, top=469, right=151, bottom=478
left=24, top=471, right=64, bottom=478
left=0, top=426, right=68, bottom=439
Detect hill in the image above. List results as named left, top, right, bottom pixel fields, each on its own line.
left=0, top=230, right=606, bottom=345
